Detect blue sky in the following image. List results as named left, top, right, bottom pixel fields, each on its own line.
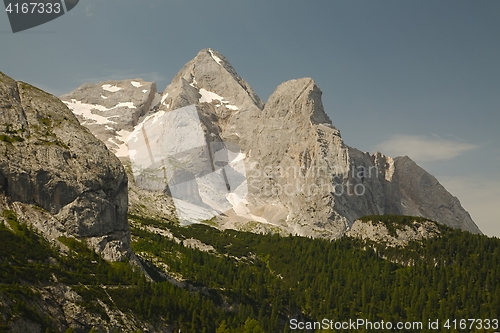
left=1, top=0, right=499, bottom=236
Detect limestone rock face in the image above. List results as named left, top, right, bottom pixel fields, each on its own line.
left=0, top=71, right=131, bottom=261
left=393, top=156, right=480, bottom=233
left=0, top=284, right=151, bottom=332
left=248, top=78, right=350, bottom=238
left=161, top=48, right=263, bottom=112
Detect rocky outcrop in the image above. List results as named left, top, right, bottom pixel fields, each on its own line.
left=0, top=71, right=131, bottom=261
left=346, top=218, right=441, bottom=247
left=247, top=76, right=480, bottom=236
left=0, top=283, right=159, bottom=333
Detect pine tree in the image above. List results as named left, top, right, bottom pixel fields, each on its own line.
left=242, top=318, right=264, bottom=333
left=216, top=320, right=231, bottom=333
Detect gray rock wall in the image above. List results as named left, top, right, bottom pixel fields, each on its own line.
left=0, top=71, right=131, bottom=261
left=393, top=156, right=480, bottom=233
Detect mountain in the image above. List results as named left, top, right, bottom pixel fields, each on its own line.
left=61, top=48, right=481, bottom=236
left=0, top=71, right=131, bottom=261
left=0, top=68, right=497, bottom=332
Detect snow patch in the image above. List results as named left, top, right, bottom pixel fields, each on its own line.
left=113, top=129, right=131, bottom=158
left=208, top=49, right=223, bottom=65
left=102, top=84, right=122, bottom=92
left=142, top=89, right=148, bottom=93
left=131, top=81, right=142, bottom=88
left=129, top=105, right=249, bottom=224
left=63, top=99, right=137, bottom=124
left=190, top=77, right=198, bottom=88
left=130, top=111, right=166, bottom=143
left=63, top=100, right=115, bottom=125
left=199, top=89, right=239, bottom=110
left=100, top=94, right=108, bottom=99
left=199, top=89, right=225, bottom=103
left=114, top=102, right=136, bottom=109
left=173, top=199, right=219, bottom=225
left=107, top=129, right=131, bottom=158
left=161, top=93, right=169, bottom=105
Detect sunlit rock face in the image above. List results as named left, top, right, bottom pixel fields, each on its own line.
left=127, top=104, right=248, bottom=225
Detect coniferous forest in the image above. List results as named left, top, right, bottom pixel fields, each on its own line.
left=0, top=209, right=499, bottom=332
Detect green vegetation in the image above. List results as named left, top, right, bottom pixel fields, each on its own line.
left=129, top=214, right=500, bottom=331
left=0, top=134, right=24, bottom=143
left=0, top=124, right=25, bottom=143
left=203, top=215, right=219, bottom=227
left=39, top=117, right=52, bottom=127
left=34, top=138, right=70, bottom=149
left=0, top=212, right=499, bottom=332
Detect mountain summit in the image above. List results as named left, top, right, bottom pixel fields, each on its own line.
left=61, top=49, right=481, bottom=236
left=160, top=48, right=264, bottom=112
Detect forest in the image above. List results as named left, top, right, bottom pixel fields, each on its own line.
left=0, top=209, right=499, bottom=332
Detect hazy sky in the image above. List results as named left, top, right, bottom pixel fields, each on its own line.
left=1, top=0, right=499, bottom=236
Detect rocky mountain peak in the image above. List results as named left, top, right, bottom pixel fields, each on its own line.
left=266, top=77, right=334, bottom=126
left=197, top=48, right=233, bottom=71
left=160, top=48, right=264, bottom=112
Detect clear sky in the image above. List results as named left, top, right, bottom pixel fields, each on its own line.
left=1, top=0, right=499, bottom=236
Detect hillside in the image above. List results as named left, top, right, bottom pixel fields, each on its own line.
left=1, top=211, right=498, bottom=332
